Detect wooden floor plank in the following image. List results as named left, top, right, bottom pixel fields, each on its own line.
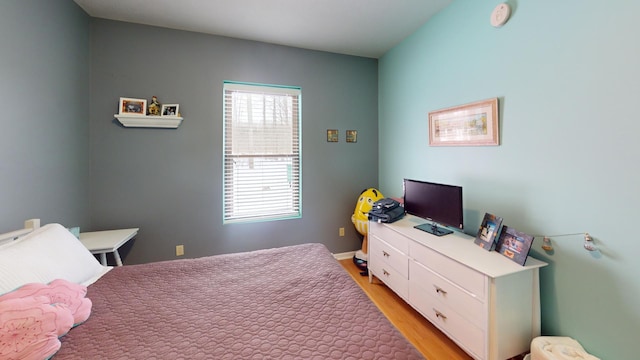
left=339, top=258, right=472, bottom=360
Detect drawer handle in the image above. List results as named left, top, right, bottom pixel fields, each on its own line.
left=382, top=269, right=390, bottom=276
left=434, top=310, right=447, bottom=321
left=382, top=251, right=390, bottom=257
left=434, top=286, right=447, bottom=296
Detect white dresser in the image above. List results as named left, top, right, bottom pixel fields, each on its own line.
left=368, top=215, right=547, bottom=360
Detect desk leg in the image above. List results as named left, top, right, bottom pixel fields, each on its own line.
left=114, top=250, right=123, bottom=266
left=100, top=253, right=107, bottom=266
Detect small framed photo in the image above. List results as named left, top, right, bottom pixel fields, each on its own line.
left=494, top=226, right=535, bottom=266
left=474, top=213, right=503, bottom=251
left=161, top=104, right=180, bottom=117
left=327, top=129, right=338, bottom=142
left=346, top=130, right=357, bottom=143
left=119, top=97, right=147, bottom=116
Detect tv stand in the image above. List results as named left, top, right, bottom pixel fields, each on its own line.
left=414, top=222, right=453, bottom=236
left=368, top=215, right=547, bottom=360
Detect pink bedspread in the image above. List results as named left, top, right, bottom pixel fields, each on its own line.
left=55, top=243, right=423, bottom=359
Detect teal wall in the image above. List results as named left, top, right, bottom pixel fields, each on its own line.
left=0, top=1, right=90, bottom=230
left=379, top=1, right=639, bottom=359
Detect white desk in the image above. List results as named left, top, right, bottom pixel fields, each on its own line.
left=79, top=228, right=139, bottom=266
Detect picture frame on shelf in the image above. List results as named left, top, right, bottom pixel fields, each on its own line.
left=161, top=104, right=180, bottom=117
left=474, top=213, right=503, bottom=251
left=327, top=129, right=338, bottom=142
left=428, top=97, right=499, bottom=146
left=119, top=97, right=147, bottom=116
left=346, top=130, right=357, bottom=143
left=494, top=226, right=535, bottom=266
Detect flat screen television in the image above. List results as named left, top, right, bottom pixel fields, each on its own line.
left=403, top=178, right=463, bottom=236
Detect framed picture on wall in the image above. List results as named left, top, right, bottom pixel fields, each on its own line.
left=327, top=129, right=338, bottom=142
left=119, top=97, right=147, bottom=116
left=428, top=97, right=499, bottom=146
left=346, top=130, right=357, bottom=143
left=161, top=104, right=180, bottom=116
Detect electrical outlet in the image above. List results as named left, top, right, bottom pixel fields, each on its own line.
left=176, top=245, right=184, bottom=256
left=339, top=227, right=345, bottom=237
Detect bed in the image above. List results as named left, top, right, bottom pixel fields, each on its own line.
left=0, top=220, right=423, bottom=359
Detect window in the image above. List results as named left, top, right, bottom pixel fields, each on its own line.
left=223, top=82, right=301, bottom=223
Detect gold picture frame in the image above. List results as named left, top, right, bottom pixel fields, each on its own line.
left=327, top=129, right=338, bottom=142
left=428, top=98, right=499, bottom=146
left=346, top=130, right=357, bottom=143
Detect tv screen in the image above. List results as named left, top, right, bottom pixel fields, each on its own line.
left=403, top=179, right=463, bottom=236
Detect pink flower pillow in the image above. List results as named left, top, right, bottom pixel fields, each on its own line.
left=0, top=296, right=74, bottom=360
left=0, top=279, right=92, bottom=326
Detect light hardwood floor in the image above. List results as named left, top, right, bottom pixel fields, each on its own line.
left=339, top=258, right=473, bottom=360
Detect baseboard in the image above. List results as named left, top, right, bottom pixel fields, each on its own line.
left=333, top=250, right=357, bottom=260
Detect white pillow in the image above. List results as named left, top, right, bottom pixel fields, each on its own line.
left=0, top=223, right=111, bottom=295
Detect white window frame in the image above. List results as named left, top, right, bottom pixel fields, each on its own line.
left=223, top=81, right=302, bottom=223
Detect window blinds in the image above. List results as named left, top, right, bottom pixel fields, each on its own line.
left=223, top=82, right=301, bottom=222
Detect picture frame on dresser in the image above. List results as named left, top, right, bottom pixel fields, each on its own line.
left=494, top=226, right=535, bottom=265
left=474, top=213, right=503, bottom=251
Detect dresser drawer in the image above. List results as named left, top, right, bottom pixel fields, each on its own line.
left=369, top=221, right=409, bottom=254
left=410, top=242, right=486, bottom=299
left=410, top=286, right=485, bottom=359
left=369, top=252, right=409, bottom=300
left=369, top=236, right=408, bottom=278
left=409, top=260, right=486, bottom=329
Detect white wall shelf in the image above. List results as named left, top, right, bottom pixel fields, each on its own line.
left=114, top=114, right=183, bottom=128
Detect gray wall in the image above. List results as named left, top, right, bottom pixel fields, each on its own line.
left=89, top=19, right=379, bottom=263
left=0, top=0, right=90, bottom=231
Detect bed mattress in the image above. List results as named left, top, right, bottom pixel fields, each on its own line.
left=55, top=243, right=423, bottom=359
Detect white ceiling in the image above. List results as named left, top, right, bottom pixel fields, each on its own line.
left=73, top=0, right=452, bottom=58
